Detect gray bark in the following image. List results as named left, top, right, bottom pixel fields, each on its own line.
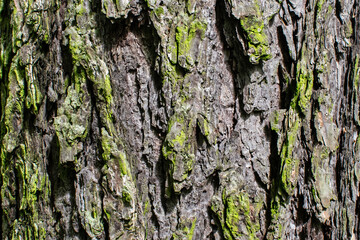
left=0, top=0, right=359, bottom=239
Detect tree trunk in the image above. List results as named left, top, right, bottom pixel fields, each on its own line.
left=0, top=0, right=359, bottom=239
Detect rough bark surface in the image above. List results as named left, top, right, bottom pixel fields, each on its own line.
left=0, top=0, right=359, bottom=239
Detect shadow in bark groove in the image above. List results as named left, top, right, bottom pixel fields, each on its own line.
left=47, top=134, right=88, bottom=239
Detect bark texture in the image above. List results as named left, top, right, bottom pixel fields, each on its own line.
left=0, top=0, right=359, bottom=239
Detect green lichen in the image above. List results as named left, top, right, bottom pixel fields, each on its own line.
left=316, top=0, right=325, bottom=14
left=197, top=114, right=213, bottom=143
left=67, top=28, right=113, bottom=106
left=224, top=192, right=260, bottom=240
left=186, top=0, right=196, bottom=14
left=267, top=195, right=284, bottom=239
left=5, top=137, right=51, bottom=240
left=154, top=6, right=164, bottom=17
left=270, top=111, right=281, bottom=133
left=354, top=55, right=360, bottom=90
left=345, top=20, right=353, bottom=38
left=211, top=190, right=262, bottom=240
left=24, top=63, right=43, bottom=114
left=66, top=26, right=114, bottom=135
left=175, top=19, right=207, bottom=68
left=240, top=12, right=271, bottom=63
left=101, top=128, right=131, bottom=177
left=54, top=67, right=91, bottom=165
left=2, top=55, right=25, bottom=153
left=162, top=112, right=196, bottom=193
left=122, top=189, right=132, bottom=204
left=173, top=218, right=197, bottom=240
left=291, top=49, right=314, bottom=115
left=279, top=111, right=300, bottom=196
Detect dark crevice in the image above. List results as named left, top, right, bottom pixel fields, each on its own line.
left=310, top=215, right=327, bottom=239
left=196, top=119, right=206, bottom=147
left=265, top=124, right=282, bottom=236
left=278, top=65, right=293, bottom=109
left=100, top=180, right=110, bottom=240
left=335, top=0, right=343, bottom=24
left=45, top=98, right=58, bottom=122
left=334, top=40, right=343, bottom=62
left=156, top=154, right=171, bottom=213
left=322, top=222, right=332, bottom=240
left=47, top=134, right=61, bottom=227
left=251, top=161, right=269, bottom=193
left=61, top=43, right=74, bottom=82
left=296, top=195, right=310, bottom=231
left=215, top=0, right=251, bottom=126
left=148, top=182, right=161, bottom=237
left=277, top=26, right=293, bottom=74
left=210, top=170, right=220, bottom=192
left=301, top=122, right=314, bottom=184
left=335, top=133, right=345, bottom=201
left=312, top=51, right=323, bottom=91
left=208, top=206, right=225, bottom=240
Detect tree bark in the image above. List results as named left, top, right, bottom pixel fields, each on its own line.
left=0, top=0, right=359, bottom=239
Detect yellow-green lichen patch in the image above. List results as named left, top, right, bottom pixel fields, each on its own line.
left=2, top=54, right=26, bottom=153
left=7, top=133, right=51, bottom=240
left=267, top=195, right=285, bottom=239
left=279, top=110, right=301, bottom=196
left=175, top=19, right=207, bottom=70
left=211, top=188, right=263, bottom=240
left=354, top=55, right=360, bottom=90
left=65, top=26, right=114, bottom=133
left=240, top=15, right=271, bottom=64
left=162, top=111, right=196, bottom=193
left=291, top=48, right=314, bottom=116
left=173, top=217, right=197, bottom=240
left=224, top=192, right=261, bottom=240
left=100, top=128, right=131, bottom=178
left=228, top=0, right=272, bottom=64
left=54, top=67, right=91, bottom=165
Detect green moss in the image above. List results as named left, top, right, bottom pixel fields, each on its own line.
left=162, top=112, right=196, bottom=193
left=270, top=111, right=281, bottom=133
left=122, top=190, right=132, bottom=203
left=223, top=192, right=260, bottom=240
left=267, top=195, right=284, bottom=239
left=104, top=208, right=111, bottom=220
left=173, top=218, right=197, bottom=240
left=354, top=55, right=359, bottom=90
left=144, top=200, right=150, bottom=214
left=316, top=0, right=325, bottom=13
left=101, top=128, right=131, bottom=177
left=280, top=156, right=300, bottom=196
left=197, top=115, right=212, bottom=143
left=154, top=7, right=164, bottom=16
left=345, top=20, right=353, bottom=38
left=275, top=109, right=301, bottom=197
left=186, top=0, right=196, bottom=14
left=175, top=19, right=207, bottom=67
left=290, top=60, right=314, bottom=115
left=224, top=194, right=241, bottom=237
left=119, top=151, right=130, bottom=176
left=24, top=67, right=42, bottom=114
left=240, top=12, right=271, bottom=63
left=2, top=55, right=25, bottom=153
left=4, top=138, right=50, bottom=240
